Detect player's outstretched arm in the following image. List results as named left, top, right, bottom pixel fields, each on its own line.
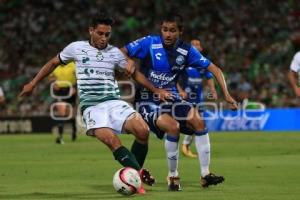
left=288, top=70, right=300, bottom=97
left=207, top=63, right=237, bottom=110
left=19, top=56, right=61, bottom=97
left=207, top=78, right=218, bottom=100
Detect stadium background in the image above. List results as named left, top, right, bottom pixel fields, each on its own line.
left=1, top=0, right=300, bottom=118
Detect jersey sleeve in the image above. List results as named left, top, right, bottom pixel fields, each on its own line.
left=125, top=36, right=151, bottom=59
left=204, top=70, right=213, bottom=79
left=59, top=42, right=76, bottom=64
left=187, top=46, right=211, bottom=69
left=290, top=52, right=300, bottom=72
left=115, top=48, right=127, bottom=69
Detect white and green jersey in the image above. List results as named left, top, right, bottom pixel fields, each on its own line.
left=59, top=41, right=127, bottom=112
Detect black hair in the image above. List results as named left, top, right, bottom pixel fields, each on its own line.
left=90, top=12, right=114, bottom=27
left=161, top=12, right=184, bottom=31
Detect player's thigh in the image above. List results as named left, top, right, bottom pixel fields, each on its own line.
left=186, top=107, right=205, bottom=131
left=156, top=113, right=180, bottom=135
left=123, top=113, right=149, bottom=142
left=136, top=103, right=165, bottom=139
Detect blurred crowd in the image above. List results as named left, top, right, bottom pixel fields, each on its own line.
left=0, top=0, right=300, bottom=116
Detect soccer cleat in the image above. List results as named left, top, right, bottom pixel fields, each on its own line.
left=167, top=176, right=182, bottom=191
left=137, top=185, right=146, bottom=194
left=139, top=169, right=155, bottom=186
left=200, top=173, right=225, bottom=188
left=181, top=144, right=197, bottom=158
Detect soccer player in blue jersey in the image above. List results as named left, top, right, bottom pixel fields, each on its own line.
left=121, top=13, right=238, bottom=191
left=179, top=39, right=218, bottom=158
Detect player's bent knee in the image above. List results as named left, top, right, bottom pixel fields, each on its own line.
left=157, top=114, right=180, bottom=134
left=187, top=119, right=206, bottom=131
left=165, top=122, right=180, bottom=135
left=134, top=127, right=149, bottom=143
left=132, top=116, right=150, bottom=141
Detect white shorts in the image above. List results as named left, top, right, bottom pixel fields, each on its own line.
left=82, top=100, right=136, bottom=135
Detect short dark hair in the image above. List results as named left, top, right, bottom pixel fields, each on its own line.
left=161, top=12, right=184, bottom=31
left=90, top=12, right=114, bottom=27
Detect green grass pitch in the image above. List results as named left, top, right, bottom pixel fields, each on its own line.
left=0, top=132, right=300, bottom=200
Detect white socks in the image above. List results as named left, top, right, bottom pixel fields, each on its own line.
left=195, top=133, right=211, bottom=177
left=164, top=132, right=211, bottom=177
left=165, top=134, right=179, bottom=177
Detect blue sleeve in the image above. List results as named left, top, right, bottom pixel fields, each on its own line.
left=125, top=36, right=151, bottom=59
left=187, top=46, right=211, bottom=69
left=204, top=71, right=213, bottom=79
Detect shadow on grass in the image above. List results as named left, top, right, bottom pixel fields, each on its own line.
left=0, top=191, right=135, bottom=199
left=0, top=184, right=129, bottom=199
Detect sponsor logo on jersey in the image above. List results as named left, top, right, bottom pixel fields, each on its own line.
left=149, top=71, right=176, bottom=82
left=155, top=53, right=162, bottom=60
left=82, top=57, right=90, bottom=64
left=176, top=47, right=188, bottom=55
left=83, top=68, right=114, bottom=78
left=151, top=44, right=163, bottom=49
left=84, top=68, right=94, bottom=76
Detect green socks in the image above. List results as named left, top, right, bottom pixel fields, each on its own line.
left=113, top=146, right=141, bottom=170
left=131, top=140, right=148, bottom=167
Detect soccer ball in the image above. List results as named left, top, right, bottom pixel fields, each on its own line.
left=112, top=167, right=142, bottom=196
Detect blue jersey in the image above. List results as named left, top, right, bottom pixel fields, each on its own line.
left=125, top=35, right=211, bottom=103
left=180, top=67, right=213, bottom=103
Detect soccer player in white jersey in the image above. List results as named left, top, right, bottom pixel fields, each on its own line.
left=288, top=33, right=300, bottom=97
left=19, top=12, right=154, bottom=194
